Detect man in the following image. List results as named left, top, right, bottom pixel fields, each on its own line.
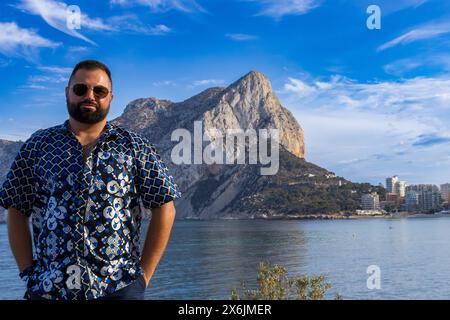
left=0, top=60, right=181, bottom=300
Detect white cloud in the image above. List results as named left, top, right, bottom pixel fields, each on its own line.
left=0, top=22, right=60, bottom=60
left=37, top=66, right=72, bottom=74
left=107, top=15, right=172, bottom=35
left=283, top=77, right=317, bottom=97
left=16, top=1, right=174, bottom=45
left=282, top=75, right=450, bottom=115
left=147, top=24, right=171, bottom=35
left=190, top=79, right=226, bottom=87
left=279, top=75, right=450, bottom=184
left=153, top=80, right=176, bottom=86
left=225, top=33, right=258, bottom=41
left=249, top=0, right=321, bottom=19
left=383, top=54, right=450, bottom=76
left=362, top=0, right=429, bottom=15
left=0, top=57, right=11, bottom=67
left=394, top=0, right=428, bottom=8
left=67, top=46, right=90, bottom=53
left=18, top=84, right=49, bottom=90
left=383, top=58, right=423, bottom=76
left=15, top=65, right=72, bottom=92
left=378, top=22, right=450, bottom=51
left=16, top=0, right=114, bottom=45
left=110, top=0, right=206, bottom=13
left=28, top=75, right=68, bottom=83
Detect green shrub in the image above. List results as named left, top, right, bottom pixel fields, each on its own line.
left=231, top=262, right=341, bottom=300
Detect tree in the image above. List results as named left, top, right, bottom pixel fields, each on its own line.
left=231, top=261, right=342, bottom=300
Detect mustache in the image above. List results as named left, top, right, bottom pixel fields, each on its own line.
left=77, top=99, right=98, bottom=108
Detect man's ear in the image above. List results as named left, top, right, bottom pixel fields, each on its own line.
left=65, top=86, right=69, bottom=98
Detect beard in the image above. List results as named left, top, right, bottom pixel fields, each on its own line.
left=66, top=97, right=109, bottom=124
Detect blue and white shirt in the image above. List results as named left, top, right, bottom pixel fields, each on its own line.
left=0, top=119, right=181, bottom=300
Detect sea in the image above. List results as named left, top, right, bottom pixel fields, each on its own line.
left=1, top=216, right=450, bottom=300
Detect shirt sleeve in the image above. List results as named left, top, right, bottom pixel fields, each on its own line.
left=135, top=138, right=182, bottom=209
left=0, top=135, right=39, bottom=217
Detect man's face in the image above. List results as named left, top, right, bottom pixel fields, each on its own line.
left=65, top=68, right=113, bottom=124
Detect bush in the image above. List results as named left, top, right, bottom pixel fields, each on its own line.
left=231, top=262, right=342, bottom=300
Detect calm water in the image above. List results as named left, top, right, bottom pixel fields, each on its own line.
left=2, top=217, right=450, bottom=300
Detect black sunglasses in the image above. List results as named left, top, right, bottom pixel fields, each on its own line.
left=71, top=83, right=110, bottom=99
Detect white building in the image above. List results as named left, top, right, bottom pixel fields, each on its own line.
left=386, top=176, right=399, bottom=194
left=395, top=181, right=406, bottom=197
left=361, top=193, right=380, bottom=210
left=356, top=210, right=383, bottom=216
left=386, top=175, right=406, bottom=197
left=405, top=191, right=418, bottom=212
left=419, top=190, right=441, bottom=211
left=406, top=185, right=441, bottom=211
left=440, top=183, right=450, bottom=203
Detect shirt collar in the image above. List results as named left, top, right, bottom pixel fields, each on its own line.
left=58, top=119, right=118, bottom=139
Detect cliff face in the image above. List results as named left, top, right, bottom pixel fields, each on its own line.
left=202, top=71, right=304, bottom=159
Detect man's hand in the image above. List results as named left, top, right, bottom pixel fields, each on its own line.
left=7, top=207, right=34, bottom=274
left=140, top=201, right=176, bottom=287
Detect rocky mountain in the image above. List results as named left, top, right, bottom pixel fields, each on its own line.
left=111, top=71, right=383, bottom=219
left=0, top=139, right=22, bottom=182
left=0, top=140, right=23, bottom=222
left=0, top=71, right=384, bottom=221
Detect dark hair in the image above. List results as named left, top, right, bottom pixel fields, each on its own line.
left=69, top=60, right=112, bottom=88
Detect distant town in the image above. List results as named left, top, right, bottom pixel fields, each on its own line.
left=359, top=175, right=450, bottom=216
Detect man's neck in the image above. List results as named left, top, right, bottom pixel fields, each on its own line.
left=68, top=117, right=107, bottom=145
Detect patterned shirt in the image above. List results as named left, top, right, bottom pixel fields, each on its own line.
left=0, top=119, right=181, bottom=300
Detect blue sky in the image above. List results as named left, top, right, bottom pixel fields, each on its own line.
left=0, top=0, right=450, bottom=186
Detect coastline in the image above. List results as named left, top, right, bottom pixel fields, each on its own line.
left=1, top=210, right=448, bottom=224
left=251, top=211, right=450, bottom=220
left=182, top=211, right=448, bottom=221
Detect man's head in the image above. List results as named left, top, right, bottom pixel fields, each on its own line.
left=65, top=60, right=114, bottom=124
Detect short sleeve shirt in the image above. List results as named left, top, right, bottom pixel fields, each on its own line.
left=0, top=119, right=182, bottom=300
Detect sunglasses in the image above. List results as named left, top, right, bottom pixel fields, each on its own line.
left=71, top=83, right=110, bottom=99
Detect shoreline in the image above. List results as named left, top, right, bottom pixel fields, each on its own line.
left=182, top=211, right=449, bottom=221
left=1, top=211, right=448, bottom=224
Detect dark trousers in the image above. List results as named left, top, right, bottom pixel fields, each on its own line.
left=25, top=275, right=147, bottom=300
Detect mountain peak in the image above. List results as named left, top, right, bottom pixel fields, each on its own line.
left=198, top=70, right=305, bottom=159
left=228, top=70, right=272, bottom=94
left=242, top=70, right=268, bottom=80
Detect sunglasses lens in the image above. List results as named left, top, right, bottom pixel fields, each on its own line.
left=73, top=83, right=88, bottom=96
left=93, top=86, right=109, bottom=98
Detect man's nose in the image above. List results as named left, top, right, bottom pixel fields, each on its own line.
left=84, top=87, right=96, bottom=100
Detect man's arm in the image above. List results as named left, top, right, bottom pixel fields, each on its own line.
left=7, top=207, right=33, bottom=273
left=140, top=201, right=176, bottom=286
